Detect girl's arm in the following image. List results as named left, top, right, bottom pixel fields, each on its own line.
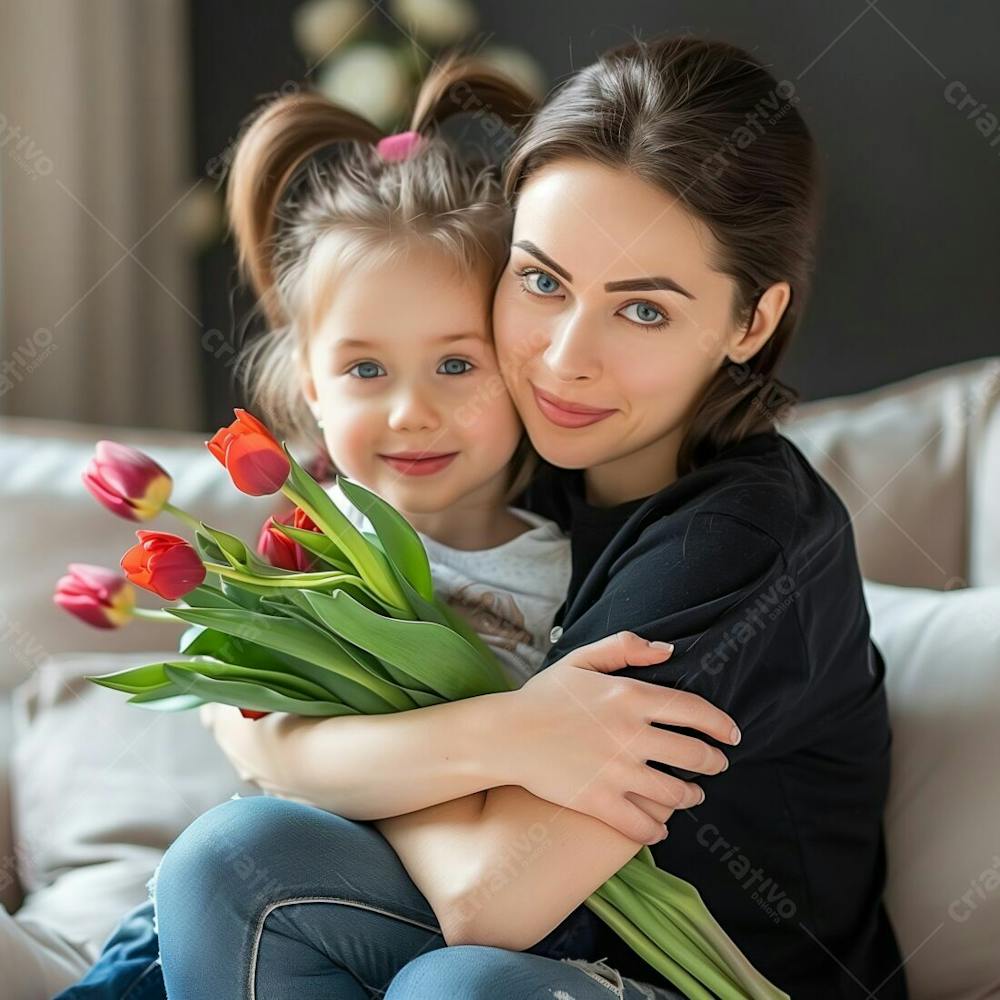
left=375, top=786, right=649, bottom=950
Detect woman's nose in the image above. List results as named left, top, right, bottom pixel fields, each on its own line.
left=541, top=316, right=601, bottom=382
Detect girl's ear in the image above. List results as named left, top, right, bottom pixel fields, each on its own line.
left=295, top=343, right=319, bottom=409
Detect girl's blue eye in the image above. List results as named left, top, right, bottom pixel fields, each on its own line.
left=438, top=358, right=473, bottom=375
left=518, top=268, right=562, bottom=296
left=618, top=301, right=669, bottom=328
left=349, top=361, right=385, bottom=379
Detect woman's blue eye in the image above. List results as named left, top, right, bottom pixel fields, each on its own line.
left=618, top=301, right=669, bottom=327
left=519, top=268, right=562, bottom=296
left=349, top=361, right=385, bottom=379
left=438, top=358, right=473, bottom=375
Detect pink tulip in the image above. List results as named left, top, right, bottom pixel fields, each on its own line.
left=82, top=441, right=173, bottom=521
left=54, top=564, right=136, bottom=629
left=121, top=531, right=206, bottom=600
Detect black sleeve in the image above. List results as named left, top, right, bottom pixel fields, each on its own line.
left=565, top=509, right=810, bottom=764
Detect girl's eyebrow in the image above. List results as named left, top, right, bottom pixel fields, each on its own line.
left=335, top=332, right=482, bottom=350
left=512, top=240, right=695, bottom=299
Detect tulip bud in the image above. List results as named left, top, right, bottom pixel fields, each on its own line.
left=257, top=506, right=319, bottom=572
left=121, top=531, right=206, bottom=600
left=82, top=441, right=173, bottom=521
left=239, top=708, right=272, bottom=720
left=207, top=409, right=290, bottom=496
left=54, top=564, right=136, bottom=629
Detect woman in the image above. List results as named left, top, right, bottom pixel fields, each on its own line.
left=152, top=35, right=905, bottom=1000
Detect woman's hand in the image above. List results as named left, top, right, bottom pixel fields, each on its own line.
left=506, top=631, right=740, bottom=844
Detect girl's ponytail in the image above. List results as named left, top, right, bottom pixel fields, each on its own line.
left=410, top=53, right=538, bottom=137
left=226, top=92, right=382, bottom=326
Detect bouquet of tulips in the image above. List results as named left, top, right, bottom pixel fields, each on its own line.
left=54, top=409, right=788, bottom=1000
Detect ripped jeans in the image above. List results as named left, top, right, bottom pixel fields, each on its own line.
left=56, top=795, right=681, bottom=999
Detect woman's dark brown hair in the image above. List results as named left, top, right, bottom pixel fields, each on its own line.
left=504, top=35, right=824, bottom=475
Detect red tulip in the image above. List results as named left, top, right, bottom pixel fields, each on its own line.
left=82, top=441, right=172, bottom=521
left=258, top=506, right=319, bottom=572
left=207, top=409, right=289, bottom=496
left=121, top=531, right=206, bottom=600
left=54, top=564, right=136, bottom=629
left=239, top=708, right=271, bottom=720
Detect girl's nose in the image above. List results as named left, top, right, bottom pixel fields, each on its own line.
left=387, top=387, right=441, bottom=432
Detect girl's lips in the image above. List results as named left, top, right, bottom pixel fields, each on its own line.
left=531, top=385, right=617, bottom=428
left=379, top=452, right=458, bottom=477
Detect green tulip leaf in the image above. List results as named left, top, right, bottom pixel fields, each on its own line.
left=337, top=476, right=434, bottom=602
left=166, top=606, right=413, bottom=713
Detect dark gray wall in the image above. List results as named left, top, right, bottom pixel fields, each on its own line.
left=192, top=2, right=999, bottom=426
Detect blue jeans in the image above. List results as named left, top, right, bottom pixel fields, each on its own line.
left=57, top=795, right=680, bottom=999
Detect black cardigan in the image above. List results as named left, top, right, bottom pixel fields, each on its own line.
left=516, top=430, right=907, bottom=1000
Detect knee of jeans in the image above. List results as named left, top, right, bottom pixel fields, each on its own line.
left=385, top=945, right=521, bottom=1000
left=154, top=796, right=302, bottom=915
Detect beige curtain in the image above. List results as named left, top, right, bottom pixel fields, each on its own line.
left=0, top=0, right=202, bottom=430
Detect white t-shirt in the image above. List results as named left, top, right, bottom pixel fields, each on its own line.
left=327, top=482, right=571, bottom=687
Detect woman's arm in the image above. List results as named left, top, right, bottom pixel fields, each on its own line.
left=380, top=513, right=791, bottom=949
left=200, top=693, right=514, bottom=820
left=203, top=632, right=734, bottom=835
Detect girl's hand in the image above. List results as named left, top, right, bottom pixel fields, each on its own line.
left=507, top=631, right=740, bottom=845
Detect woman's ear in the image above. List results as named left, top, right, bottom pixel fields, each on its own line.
left=727, top=280, right=791, bottom=364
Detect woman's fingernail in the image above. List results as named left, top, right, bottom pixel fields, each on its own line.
left=649, top=641, right=673, bottom=652
left=730, top=726, right=742, bottom=745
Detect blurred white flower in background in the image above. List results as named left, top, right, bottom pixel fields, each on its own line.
left=176, top=183, right=225, bottom=251
left=389, top=0, right=477, bottom=46
left=478, top=45, right=546, bottom=100
left=292, top=0, right=369, bottom=63
left=317, top=43, right=409, bottom=127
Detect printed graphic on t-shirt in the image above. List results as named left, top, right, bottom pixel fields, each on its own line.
left=445, top=582, right=535, bottom=652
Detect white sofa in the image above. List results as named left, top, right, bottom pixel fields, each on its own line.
left=2, top=358, right=999, bottom=999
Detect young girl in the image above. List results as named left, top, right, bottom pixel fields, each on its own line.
left=55, top=56, right=736, bottom=1000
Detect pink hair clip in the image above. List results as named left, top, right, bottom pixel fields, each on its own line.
left=375, top=130, right=425, bottom=162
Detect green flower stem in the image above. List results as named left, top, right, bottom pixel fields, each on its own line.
left=584, top=888, right=714, bottom=1000
left=602, top=875, right=740, bottom=997
left=162, top=501, right=203, bottom=534
left=280, top=483, right=409, bottom=613
left=131, top=608, right=183, bottom=623
left=202, top=562, right=360, bottom=590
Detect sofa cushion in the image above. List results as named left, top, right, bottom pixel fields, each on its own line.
left=10, top=652, right=260, bottom=962
left=865, top=580, right=1000, bottom=1000
left=786, top=357, right=1000, bottom=590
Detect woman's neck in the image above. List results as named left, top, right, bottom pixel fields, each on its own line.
left=583, top=424, right=684, bottom=507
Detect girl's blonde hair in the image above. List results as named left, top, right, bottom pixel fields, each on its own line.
left=227, top=55, right=538, bottom=497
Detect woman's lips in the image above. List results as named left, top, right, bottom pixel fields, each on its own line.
left=379, top=452, right=458, bottom=476
left=531, top=385, right=617, bottom=428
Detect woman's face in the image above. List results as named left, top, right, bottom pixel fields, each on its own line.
left=493, top=157, right=786, bottom=505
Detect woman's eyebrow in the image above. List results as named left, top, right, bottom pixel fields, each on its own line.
left=512, top=240, right=573, bottom=282
left=512, top=240, right=695, bottom=299
left=604, top=276, right=696, bottom=299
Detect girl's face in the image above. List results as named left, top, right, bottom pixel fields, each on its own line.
left=493, top=157, right=788, bottom=506
left=300, top=246, right=523, bottom=525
